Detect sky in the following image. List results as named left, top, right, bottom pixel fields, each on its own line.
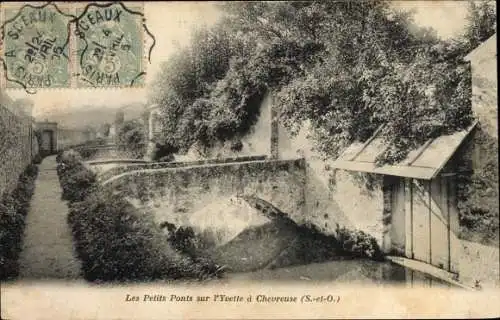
left=3, top=1, right=472, bottom=119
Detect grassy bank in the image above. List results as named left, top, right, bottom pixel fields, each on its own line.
left=0, top=163, right=39, bottom=280
left=56, top=150, right=222, bottom=282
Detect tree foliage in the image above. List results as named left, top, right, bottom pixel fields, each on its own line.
left=149, top=23, right=246, bottom=154
left=149, top=1, right=495, bottom=164
left=117, top=120, right=146, bottom=159
left=272, top=1, right=476, bottom=164
left=463, top=1, right=497, bottom=50
left=99, top=123, right=111, bottom=138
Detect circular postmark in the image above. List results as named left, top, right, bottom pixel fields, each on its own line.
left=1, top=3, right=72, bottom=90
left=74, top=2, right=147, bottom=88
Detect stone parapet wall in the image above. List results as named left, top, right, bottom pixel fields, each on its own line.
left=103, top=159, right=307, bottom=228
left=94, top=155, right=267, bottom=183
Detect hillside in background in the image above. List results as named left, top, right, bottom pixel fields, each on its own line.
left=37, top=102, right=146, bottom=130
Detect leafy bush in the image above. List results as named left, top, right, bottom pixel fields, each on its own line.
left=335, top=224, right=384, bottom=261
left=57, top=149, right=82, bottom=171
left=55, top=150, right=64, bottom=163
left=456, top=128, right=499, bottom=245
left=117, top=120, right=146, bottom=159
left=149, top=142, right=179, bottom=162
left=32, top=154, right=43, bottom=165
left=57, top=150, right=97, bottom=203
left=67, top=189, right=223, bottom=282
left=159, top=222, right=217, bottom=259
left=77, top=148, right=99, bottom=160
left=0, top=163, right=39, bottom=280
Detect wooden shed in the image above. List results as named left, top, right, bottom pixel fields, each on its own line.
left=331, top=121, right=478, bottom=276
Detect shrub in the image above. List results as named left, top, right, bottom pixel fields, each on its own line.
left=335, top=224, right=384, bottom=261
left=57, top=150, right=97, bottom=203
left=455, top=128, right=499, bottom=245
left=77, top=148, right=99, bottom=160
left=32, top=154, right=43, bottom=165
left=55, top=150, right=64, bottom=163
left=0, top=163, right=39, bottom=280
left=159, top=223, right=217, bottom=259
left=150, top=142, right=178, bottom=162
left=67, top=190, right=223, bottom=282
left=60, top=165, right=97, bottom=202
left=117, top=120, right=146, bottom=159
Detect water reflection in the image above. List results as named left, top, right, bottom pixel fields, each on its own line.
left=224, top=259, right=459, bottom=289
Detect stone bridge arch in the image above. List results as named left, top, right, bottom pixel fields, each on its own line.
left=101, top=158, right=307, bottom=228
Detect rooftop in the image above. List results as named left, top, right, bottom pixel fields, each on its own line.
left=331, top=121, right=478, bottom=180
left=464, top=33, right=497, bottom=62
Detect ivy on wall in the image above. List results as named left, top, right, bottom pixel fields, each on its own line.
left=455, top=126, right=499, bottom=245
left=1, top=105, right=33, bottom=196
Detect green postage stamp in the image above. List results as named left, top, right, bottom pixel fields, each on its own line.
left=74, top=2, right=145, bottom=88
left=1, top=3, right=72, bottom=89
left=0, top=1, right=152, bottom=90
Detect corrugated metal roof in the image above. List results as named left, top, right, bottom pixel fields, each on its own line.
left=331, top=121, right=478, bottom=180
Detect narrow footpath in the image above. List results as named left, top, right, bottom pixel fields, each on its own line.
left=18, top=155, right=82, bottom=279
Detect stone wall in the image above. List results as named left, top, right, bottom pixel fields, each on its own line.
left=460, top=34, right=499, bottom=244
left=230, top=93, right=385, bottom=244
left=0, top=92, right=38, bottom=197
left=277, top=119, right=385, bottom=245
left=466, top=34, right=497, bottom=139
left=94, top=155, right=267, bottom=183
left=103, top=159, right=306, bottom=228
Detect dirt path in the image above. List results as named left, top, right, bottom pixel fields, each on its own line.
left=18, top=155, right=82, bottom=279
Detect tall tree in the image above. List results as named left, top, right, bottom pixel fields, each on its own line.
left=148, top=1, right=492, bottom=163
left=148, top=21, right=246, bottom=153
left=464, top=0, right=497, bottom=49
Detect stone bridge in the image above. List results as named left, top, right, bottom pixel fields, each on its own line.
left=93, top=156, right=307, bottom=229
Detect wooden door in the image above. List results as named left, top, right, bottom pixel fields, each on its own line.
left=430, top=176, right=450, bottom=270
left=407, top=176, right=456, bottom=273
left=42, top=130, right=53, bottom=152
left=410, top=179, right=431, bottom=263
left=389, top=178, right=406, bottom=255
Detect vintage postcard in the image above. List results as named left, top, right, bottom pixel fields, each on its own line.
left=0, top=1, right=498, bottom=319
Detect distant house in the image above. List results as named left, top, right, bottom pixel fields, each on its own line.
left=35, top=120, right=58, bottom=156
left=58, top=127, right=97, bottom=150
